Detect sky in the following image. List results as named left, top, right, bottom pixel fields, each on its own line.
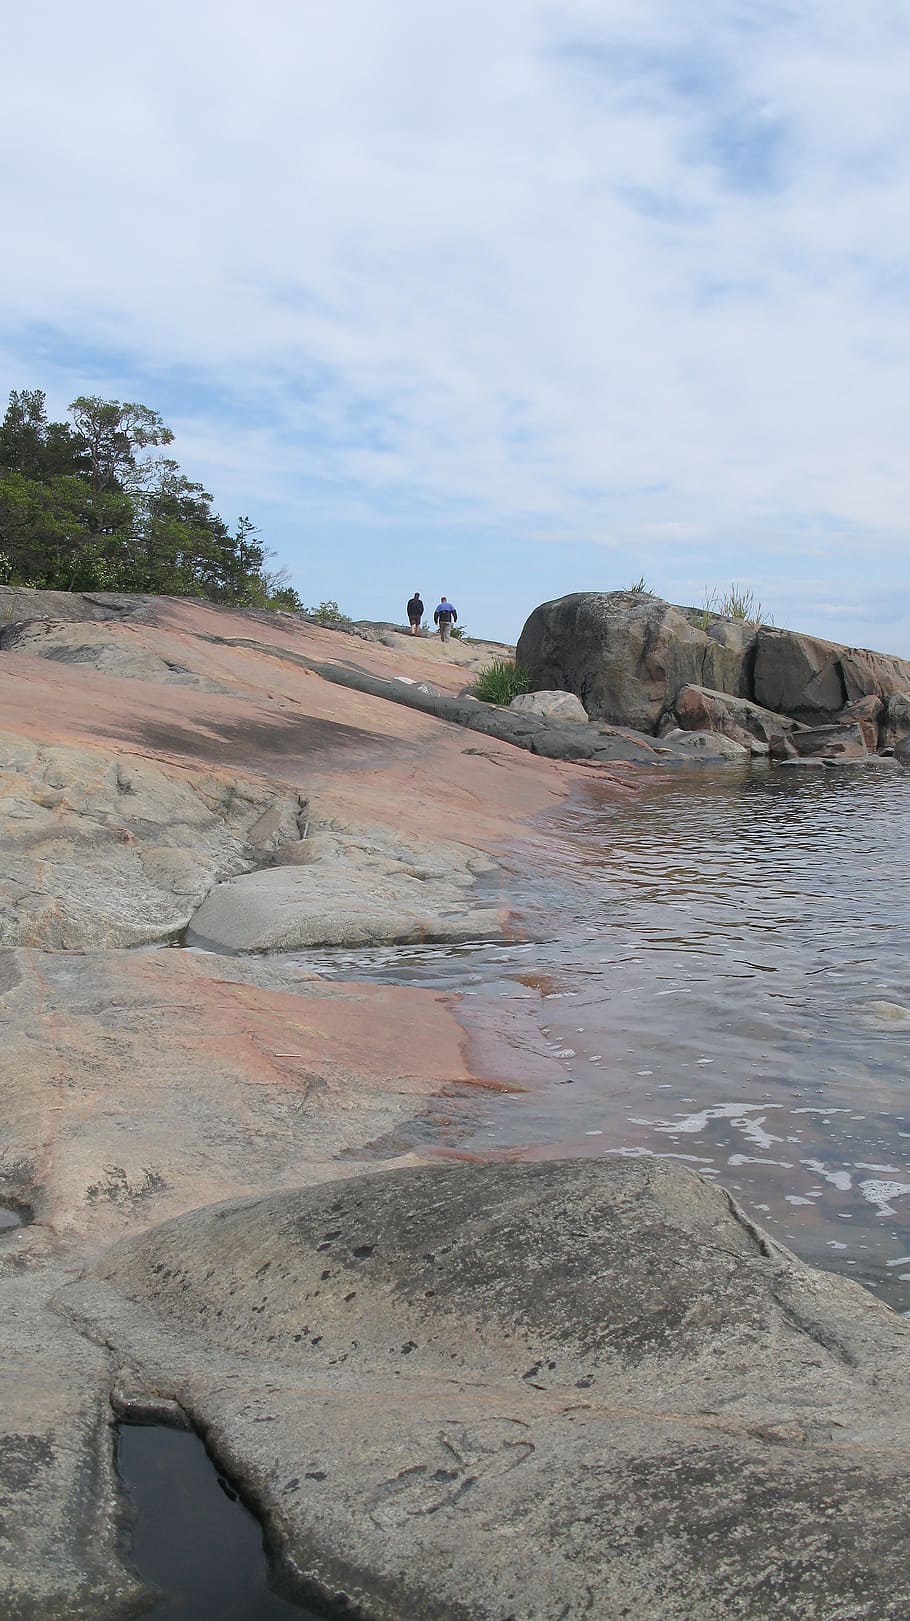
left=2, top=0, right=910, bottom=650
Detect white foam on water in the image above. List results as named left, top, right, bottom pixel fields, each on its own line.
left=792, top=1107, right=850, bottom=1115
left=827, top=1241, right=848, bottom=1249
left=614, top=1147, right=714, bottom=1165
left=727, top=1154, right=793, bottom=1168
left=786, top=1196, right=816, bottom=1206
left=886, top=1256, right=910, bottom=1267
left=641, top=1102, right=784, bottom=1151
left=859, top=1180, right=910, bottom=1216
left=802, top=1159, right=853, bottom=1192
left=856, top=1163, right=902, bottom=1174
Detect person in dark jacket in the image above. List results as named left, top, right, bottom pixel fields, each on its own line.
left=406, top=592, right=424, bottom=636
left=433, top=596, right=457, bottom=643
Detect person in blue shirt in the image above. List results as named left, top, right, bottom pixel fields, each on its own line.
left=433, top=597, right=458, bottom=643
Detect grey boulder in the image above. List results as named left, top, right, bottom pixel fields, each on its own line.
left=509, top=690, right=589, bottom=724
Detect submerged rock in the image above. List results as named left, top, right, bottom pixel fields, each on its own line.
left=63, top=1157, right=910, bottom=1621
left=659, top=727, right=750, bottom=759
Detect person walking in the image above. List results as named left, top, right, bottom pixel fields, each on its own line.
left=406, top=591, right=424, bottom=636
left=433, top=596, right=458, bottom=643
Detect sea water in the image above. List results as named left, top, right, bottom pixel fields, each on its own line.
left=290, top=760, right=910, bottom=1316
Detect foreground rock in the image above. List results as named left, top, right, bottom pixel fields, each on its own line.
left=517, top=591, right=910, bottom=757
left=0, top=945, right=551, bottom=1619
left=62, top=1157, right=910, bottom=1621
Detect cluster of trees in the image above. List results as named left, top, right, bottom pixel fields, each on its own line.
left=0, top=389, right=302, bottom=609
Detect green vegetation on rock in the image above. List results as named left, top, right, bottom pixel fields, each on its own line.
left=0, top=387, right=302, bottom=609
left=306, top=599, right=353, bottom=627
left=472, top=657, right=530, bottom=705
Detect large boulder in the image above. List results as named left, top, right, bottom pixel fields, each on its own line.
left=516, top=593, right=719, bottom=732
left=699, top=616, right=759, bottom=696
left=517, top=592, right=910, bottom=747
left=65, top=1157, right=910, bottom=1621
left=753, top=630, right=910, bottom=725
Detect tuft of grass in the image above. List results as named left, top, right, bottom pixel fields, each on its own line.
left=450, top=624, right=469, bottom=640
left=472, top=658, right=531, bottom=705
left=698, top=584, right=772, bottom=627
left=627, top=577, right=651, bottom=594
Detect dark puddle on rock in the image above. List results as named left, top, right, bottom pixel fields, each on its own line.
left=117, top=1423, right=322, bottom=1619
left=0, top=1207, right=24, bottom=1232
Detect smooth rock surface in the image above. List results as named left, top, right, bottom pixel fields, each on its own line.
left=0, top=733, right=304, bottom=948
left=0, top=1242, right=147, bottom=1621
left=837, top=693, right=884, bottom=751
left=62, top=1157, right=910, bottom=1621
left=189, top=824, right=500, bottom=950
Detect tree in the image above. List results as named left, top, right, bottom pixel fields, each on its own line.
left=68, top=396, right=174, bottom=510
left=0, top=390, right=79, bottom=481
left=0, top=386, right=299, bottom=610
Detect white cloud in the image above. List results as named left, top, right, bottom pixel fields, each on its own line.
left=2, top=0, right=910, bottom=644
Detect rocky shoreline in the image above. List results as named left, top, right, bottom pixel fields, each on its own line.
left=3, top=590, right=910, bottom=1619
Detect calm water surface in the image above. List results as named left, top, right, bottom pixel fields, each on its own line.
left=291, top=761, right=910, bottom=1315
